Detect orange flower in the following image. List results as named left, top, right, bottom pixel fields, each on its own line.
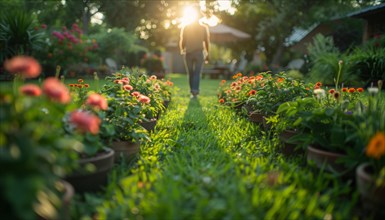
left=328, top=89, right=335, bottom=94
left=86, top=93, right=108, bottom=110
left=314, top=85, right=320, bottom=89
left=348, top=88, right=356, bottom=93
left=235, top=86, right=242, bottom=91
left=230, top=82, right=237, bottom=87
left=366, top=132, right=385, bottom=159
left=131, top=91, right=140, bottom=97
left=277, top=78, right=284, bottom=83
left=78, top=79, right=84, bottom=83
left=138, top=95, right=151, bottom=104
left=42, top=77, right=70, bottom=104
left=150, top=75, right=157, bottom=80
left=4, top=56, right=41, bottom=78
left=237, top=72, right=242, bottom=77
left=342, top=88, right=348, bottom=92
left=19, top=84, right=42, bottom=96
left=123, top=85, right=133, bottom=91
left=256, top=75, right=263, bottom=81
left=121, top=79, right=129, bottom=85
left=220, top=80, right=226, bottom=85
left=315, top=82, right=322, bottom=87
left=357, top=88, right=364, bottom=93
left=84, top=84, right=90, bottom=88
left=69, top=111, right=101, bottom=135
left=219, top=98, right=225, bottom=104
left=248, top=90, right=257, bottom=96
left=69, top=84, right=75, bottom=87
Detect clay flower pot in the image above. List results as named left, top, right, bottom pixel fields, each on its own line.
left=110, top=140, right=140, bottom=162
left=140, top=118, right=157, bottom=132
left=306, top=145, right=347, bottom=173
left=65, top=147, right=115, bottom=193
left=356, top=163, right=385, bottom=213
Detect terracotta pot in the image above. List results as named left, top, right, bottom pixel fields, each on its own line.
left=163, top=100, right=171, bottom=109
left=248, top=112, right=265, bottom=124
left=140, top=118, right=157, bottom=132
left=110, top=141, right=140, bottom=162
left=65, top=147, right=114, bottom=193
left=356, top=163, right=385, bottom=212
left=306, top=145, right=347, bottom=173
left=278, top=129, right=303, bottom=157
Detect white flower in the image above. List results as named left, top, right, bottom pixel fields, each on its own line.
left=313, top=88, right=326, bottom=98
left=367, top=87, right=379, bottom=94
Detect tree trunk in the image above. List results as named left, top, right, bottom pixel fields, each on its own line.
left=82, top=7, right=90, bottom=34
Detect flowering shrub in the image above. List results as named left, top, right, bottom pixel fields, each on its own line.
left=218, top=72, right=312, bottom=116
left=100, top=71, right=149, bottom=142
left=0, top=56, right=81, bottom=219
left=40, top=23, right=98, bottom=73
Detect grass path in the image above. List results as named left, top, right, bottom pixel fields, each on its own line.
left=73, top=74, right=359, bottom=219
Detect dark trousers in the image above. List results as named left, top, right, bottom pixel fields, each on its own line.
left=184, top=51, right=204, bottom=95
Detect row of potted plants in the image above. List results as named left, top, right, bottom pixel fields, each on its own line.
left=0, top=56, right=174, bottom=219
left=217, top=66, right=384, bottom=215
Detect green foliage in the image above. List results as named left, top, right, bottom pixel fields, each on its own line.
left=348, top=46, right=385, bottom=84
left=91, top=27, right=139, bottom=66
left=0, top=86, right=80, bottom=220
left=0, top=12, right=45, bottom=62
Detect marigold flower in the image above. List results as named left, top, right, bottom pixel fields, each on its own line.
left=4, top=56, right=41, bottom=78
left=328, top=89, right=335, bottom=94
left=248, top=90, right=257, bottom=96
left=237, top=72, right=242, bottom=77
left=19, top=84, right=42, bottom=96
left=123, top=85, right=133, bottom=91
left=78, top=79, right=84, bottom=83
left=86, top=93, right=108, bottom=110
left=219, top=98, right=225, bottom=104
left=342, top=88, right=348, bottom=92
left=42, top=77, right=70, bottom=104
left=348, top=88, right=356, bottom=93
left=69, top=111, right=101, bottom=135
left=138, top=95, right=151, bottom=104
left=366, top=132, right=385, bottom=159
left=357, top=88, right=364, bottom=93
left=131, top=91, right=140, bottom=97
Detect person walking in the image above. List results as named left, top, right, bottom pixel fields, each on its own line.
left=179, top=7, right=210, bottom=98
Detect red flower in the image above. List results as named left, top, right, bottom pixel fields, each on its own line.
left=69, top=84, right=75, bottom=87
left=219, top=98, right=225, bottom=103
left=357, top=88, right=364, bottom=93
left=315, top=82, right=322, bottom=87
left=131, top=91, right=140, bottom=97
left=19, top=84, right=42, bottom=96
left=123, top=85, right=133, bottom=91
left=342, top=88, right=348, bottom=92
left=248, top=90, right=257, bottom=96
left=69, top=111, right=101, bottom=135
left=84, top=84, right=89, bottom=88
left=78, top=79, right=84, bottom=83
left=4, top=56, right=41, bottom=78
left=348, top=88, right=356, bottom=93
left=42, top=77, right=70, bottom=104
left=328, top=89, right=335, bottom=94
left=86, top=93, right=108, bottom=110
left=138, top=95, right=150, bottom=104
left=314, top=85, right=320, bottom=89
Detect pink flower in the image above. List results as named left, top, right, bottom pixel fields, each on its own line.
left=19, top=84, right=42, bottom=96
left=131, top=91, right=140, bottom=97
left=69, top=111, right=101, bottom=135
left=4, top=56, right=41, bottom=78
left=138, top=95, right=150, bottom=104
left=123, top=85, right=133, bottom=91
left=86, top=93, right=108, bottom=110
left=42, top=77, right=70, bottom=104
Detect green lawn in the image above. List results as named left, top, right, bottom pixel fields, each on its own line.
left=69, top=73, right=366, bottom=219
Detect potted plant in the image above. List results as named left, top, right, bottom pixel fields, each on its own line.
left=100, top=71, right=149, bottom=162
left=0, top=56, right=79, bottom=219
left=349, top=89, right=385, bottom=212
left=64, top=83, right=115, bottom=193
